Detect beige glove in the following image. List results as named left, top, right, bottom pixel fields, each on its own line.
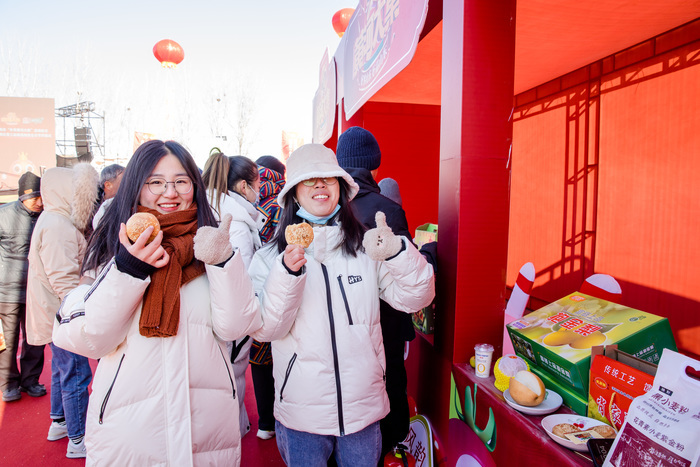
left=194, top=214, right=234, bottom=265
left=362, top=211, right=403, bottom=261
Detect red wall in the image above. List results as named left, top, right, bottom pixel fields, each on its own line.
left=509, top=21, right=700, bottom=358
left=341, top=101, right=441, bottom=235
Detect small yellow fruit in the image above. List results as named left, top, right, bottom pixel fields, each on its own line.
left=470, top=356, right=476, bottom=368
left=570, top=331, right=606, bottom=349
left=494, top=355, right=529, bottom=392
left=542, top=330, right=579, bottom=346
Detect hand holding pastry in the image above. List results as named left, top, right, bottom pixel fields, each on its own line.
left=283, top=244, right=307, bottom=272
left=119, top=220, right=169, bottom=268
left=126, top=212, right=161, bottom=244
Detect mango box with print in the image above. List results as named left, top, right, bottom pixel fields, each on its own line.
left=506, top=292, right=676, bottom=399
left=412, top=223, right=437, bottom=334
left=587, top=345, right=656, bottom=430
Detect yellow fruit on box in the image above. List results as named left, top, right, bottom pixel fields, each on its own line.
left=470, top=356, right=476, bottom=368
left=509, top=370, right=545, bottom=407
left=542, top=330, right=579, bottom=346
left=570, top=331, right=606, bottom=349
left=494, top=355, right=529, bottom=392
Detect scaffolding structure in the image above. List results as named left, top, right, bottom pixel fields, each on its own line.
left=55, top=101, right=105, bottom=166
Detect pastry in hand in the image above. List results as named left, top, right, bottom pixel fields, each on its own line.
left=285, top=222, right=314, bottom=248
left=126, top=212, right=160, bottom=244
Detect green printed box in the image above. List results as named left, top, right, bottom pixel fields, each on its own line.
left=414, top=223, right=437, bottom=249
left=530, top=365, right=589, bottom=416
left=506, top=292, right=676, bottom=399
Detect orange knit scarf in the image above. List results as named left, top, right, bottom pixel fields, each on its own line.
left=137, top=205, right=205, bottom=338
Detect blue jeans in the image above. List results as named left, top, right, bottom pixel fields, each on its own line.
left=276, top=420, right=381, bottom=467
left=50, top=343, right=92, bottom=439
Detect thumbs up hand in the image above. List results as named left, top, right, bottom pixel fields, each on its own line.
left=362, top=211, right=403, bottom=261
left=194, top=214, right=234, bottom=265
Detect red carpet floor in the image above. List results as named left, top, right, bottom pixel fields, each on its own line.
left=0, top=346, right=284, bottom=466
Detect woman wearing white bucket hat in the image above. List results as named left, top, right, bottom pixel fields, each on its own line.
left=248, top=144, right=435, bottom=466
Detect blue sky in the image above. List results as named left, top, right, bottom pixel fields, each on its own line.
left=0, top=0, right=354, bottom=163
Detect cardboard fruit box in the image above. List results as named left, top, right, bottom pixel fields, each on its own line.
left=587, top=345, right=656, bottom=429
left=530, top=365, right=589, bottom=415
left=413, top=223, right=437, bottom=249
left=412, top=223, right=437, bottom=334
left=413, top=300, right=436, bottom=334
left=506, top=292, right=676, bottom=399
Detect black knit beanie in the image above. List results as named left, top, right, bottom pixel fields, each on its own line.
left=336, top=127, right=381, bottom=171
left=18, top=172, right=41, bottom=201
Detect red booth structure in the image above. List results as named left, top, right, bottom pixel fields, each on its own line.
left=313, top=1, right=700, bottom=465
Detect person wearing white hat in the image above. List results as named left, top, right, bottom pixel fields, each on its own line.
left=247, top=144, right=435, bottom=466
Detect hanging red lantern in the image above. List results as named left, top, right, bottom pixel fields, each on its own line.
left=153, top=39, right=185, bottom=68
left=332, top=8, right=355, bottom=38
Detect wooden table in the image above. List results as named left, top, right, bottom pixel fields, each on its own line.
left=452, top=363, right=595, bottom=466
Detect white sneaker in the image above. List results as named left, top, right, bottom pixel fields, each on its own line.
left=256, top=429, right=275, bottom=440
left=66, top=437, right=86, bottom=459
left=47, top=421, right=68, bottom=441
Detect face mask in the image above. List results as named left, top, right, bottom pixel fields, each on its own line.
left=244, top=183, right=259, bottom=207
left=296, top=204, right=341, bottom=225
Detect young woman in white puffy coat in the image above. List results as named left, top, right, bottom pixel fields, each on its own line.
left=202, top=150, right=264, bottom=437
left=52, top=140, right=262, bottom=466
left=248, top=144, right=435, bottom=466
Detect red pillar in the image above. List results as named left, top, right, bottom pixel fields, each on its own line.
left=438, top=0, right=516, bottom=382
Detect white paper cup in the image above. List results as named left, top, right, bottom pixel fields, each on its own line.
left=474, top=343, right=494, bottom=378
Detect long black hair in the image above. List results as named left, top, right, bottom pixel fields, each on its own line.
left=82, top=140, right=217, bottom=273
left=271, top=178, right=365, bottom=257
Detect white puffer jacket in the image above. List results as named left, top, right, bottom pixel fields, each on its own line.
left=27, top=163, right=98, bottom=345
left=53, top=252, right=262, bottom=466
left=207, top=189, right=265, bottom=436
left=208, top=190, right=264, bottom=268
left=248, top=224, right=434, bottom=437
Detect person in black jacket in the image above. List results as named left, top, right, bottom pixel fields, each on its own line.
left=0, top=172, right=46, bottom=402
left=336, top=127, right=416, bottom=460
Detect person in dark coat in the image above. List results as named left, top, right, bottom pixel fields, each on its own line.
left=336, top=127, right=416, bottom=459
left=0, top=172, right=47, bottom=402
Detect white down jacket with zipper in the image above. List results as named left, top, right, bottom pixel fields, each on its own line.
left=53, top=252, right=263, bottom=466
left=248, top=224, right=435, bottom=437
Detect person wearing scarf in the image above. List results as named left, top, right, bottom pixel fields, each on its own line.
left=53, top=140, right=262, bottom=466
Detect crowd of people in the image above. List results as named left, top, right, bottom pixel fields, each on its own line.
left=0, top=128, right=435, bottom=466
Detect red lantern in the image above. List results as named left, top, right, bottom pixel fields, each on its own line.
left=153, top=39, right=185, bottom=68
left=332, top=8, right=355, bottom=38
left=384, top=444, right=416, bottom=467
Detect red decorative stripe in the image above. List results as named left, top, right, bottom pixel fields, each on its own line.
left=515, top=272, right=534, bottom=294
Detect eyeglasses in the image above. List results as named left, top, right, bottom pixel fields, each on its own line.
left=301, top=177, right=338, bottom=187
left=144, top=178, right=193, bottom=195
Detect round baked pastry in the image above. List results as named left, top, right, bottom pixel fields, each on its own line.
left=126, top=212, right=161, bottom=244
left=285, top=222, right=314, bottom=248
left=591, top=425, right=617, bottom=439
left=552, top=423, right=581, bottom=439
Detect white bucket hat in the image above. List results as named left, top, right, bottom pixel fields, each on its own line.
left=277, top=144, right=360, bottom=208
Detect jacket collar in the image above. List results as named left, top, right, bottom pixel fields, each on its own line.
left=344, top=167, right=380, bottom=197
left=16, top=200, right=41, bottom=217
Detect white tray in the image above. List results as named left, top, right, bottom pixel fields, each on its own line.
left=541, top=414, right=610, bottom=452
left=503, top=388, right=563, bottom=416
